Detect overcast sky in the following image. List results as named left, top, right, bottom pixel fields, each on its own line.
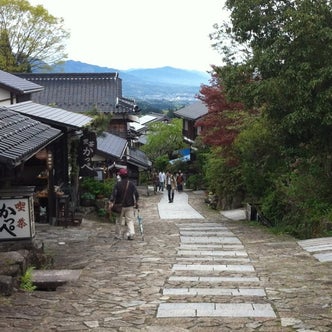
left=29, top=0, right=228, bottom=72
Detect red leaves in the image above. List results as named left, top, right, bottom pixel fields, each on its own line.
left=196, top=80, right=244, bottom=148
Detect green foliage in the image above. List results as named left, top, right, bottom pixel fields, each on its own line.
left=97, top=208, right=107, bottom=217
left=80, top=192, right=95, bottom=200
left=204, top=147, right=243, bottom=209
left=20, top=266, right=37, bottom=292
left=167, top=160, right=188, bottom=174
left=141, top=118, right=186, bottom=163
left=80, top=177, right=115, bottom=198
left=259, top=156, right=332, bottom=238
left=203, top=0, right=332, bottom=238
left=186, top=174, right=205, bottom=190
left=0, top=0, right=69, bottom=72
left=153, top=155, right=170, bottom=172
left=217, top=0, right=332, bottom=146
left=86, top=111, right=113, bottom=134
left=234, top=115, right=284, bottom=201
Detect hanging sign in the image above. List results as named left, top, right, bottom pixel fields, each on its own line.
left=79, top=131, right=97, bottom=177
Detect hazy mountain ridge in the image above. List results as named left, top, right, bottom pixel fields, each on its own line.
left=125, top=66, right=210, bottom=86
left=48, top=60, right=209, bottom=104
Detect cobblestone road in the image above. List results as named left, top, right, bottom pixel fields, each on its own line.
left=0, top=190, right=331, bottom=331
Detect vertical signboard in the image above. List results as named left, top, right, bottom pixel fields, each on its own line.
left=79, top=131, right=97, bottom=177
left=0, top=197, right=35, bottom=240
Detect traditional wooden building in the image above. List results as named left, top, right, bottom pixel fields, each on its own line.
left=16, top=73, right=151, bottom=177
left=0, top=71, right=93, bottom=234
left=174, top=100, right=208, bottom=144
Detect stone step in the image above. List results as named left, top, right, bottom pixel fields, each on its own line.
left=298, top=237, right=332, bottom=262
left=172, top=264, right=255, bottom=272
left=180, top=231, right=235, bottom=236
left=179, top=244, right=244, bottom=249
left=163, top=287, right=266, bottom=296
left=176, top=257, right=251, bottom=263
left=177, top=223, right=227, bottom=228
left=177, top=250, right=248, bottom=257
left=168, top=276, right=260, bottom=283
left=31, top=269, right=82, bottom=290
left=180, top=236, right=242, bottom=244
left=157, top=302, right=276, bottom=318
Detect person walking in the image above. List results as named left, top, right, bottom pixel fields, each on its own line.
left=176, top=170, right=184, bottom=192
left=166, top=171, right=177, bottom=203
left=109, top=168, right=139, bottom=240
left=152, top=170, right=159, bottom=194
left=159, top=171, right=165, bottom=191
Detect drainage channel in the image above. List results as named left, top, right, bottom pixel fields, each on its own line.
left=157, top=222, right=276, bottom=319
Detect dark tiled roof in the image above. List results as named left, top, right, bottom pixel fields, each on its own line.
left=0, top=107, right=62, bottom=166
left=0, top=70, right=43, bottom=94
left=96, top=132, right=127, bottom=159
left=115, top=97, right=139, bottom=113
left=15, top=72, right=122, bottom=113
left=174, top=100, right=208, bottom=120
left=127, top=148, right=152, bottom=169
left=8, top=101, right=93, bottom=129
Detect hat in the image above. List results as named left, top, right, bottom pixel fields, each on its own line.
left=118, top=168, right=128, bottom=176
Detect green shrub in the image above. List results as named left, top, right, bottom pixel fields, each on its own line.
left=260, top=160, right=332, bottom=238
left=186, top=174, right=205, bottom=190
left=80, top=192, right=95, bottom=200
left=80, top=177, right=115, bottom=197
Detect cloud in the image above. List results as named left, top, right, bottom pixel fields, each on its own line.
left=29, top=0, right=227, bottom=71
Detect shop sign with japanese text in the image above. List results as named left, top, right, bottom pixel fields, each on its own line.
left=0, top=197, right=35, bottom=240
left=79, top=131, right=97, bottom=177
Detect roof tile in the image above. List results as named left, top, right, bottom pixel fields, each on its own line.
left=8, top=101, right=92, bottom=129
left=0, top=107, right=62, bottom=166
left=174, top=100, right=208, bottom=120
left=0, top=70, right=43, bottom=94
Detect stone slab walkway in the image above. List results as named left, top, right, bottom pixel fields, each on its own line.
left=298, top=237, right=332, bottom=262
left=0, top=190, right=330, bottom=331
left=157, top=219, right=276, bottom=320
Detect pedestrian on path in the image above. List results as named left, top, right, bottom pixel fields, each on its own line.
left=176, top=170, right=184, bottom=192
left=109, top=168, right=139, bottom=240
left=151, top=170, right=159, bottom=194
left=166, top=171, right=177, bottom=203
left=159, top=171, right=166, bottom=191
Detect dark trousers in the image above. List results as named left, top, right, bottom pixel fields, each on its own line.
left=167, top=185, right=174, bottom=202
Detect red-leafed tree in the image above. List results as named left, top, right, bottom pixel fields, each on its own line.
left=195, top=69, right=251, bottom=209
left=196, top=69, right=245, bottom=151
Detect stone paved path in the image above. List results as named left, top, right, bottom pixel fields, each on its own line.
left=298, top=237, right=332, bottom=263
left=0, top=190, right=331, bottom=331
left=157, top=222, right=276, bottom=319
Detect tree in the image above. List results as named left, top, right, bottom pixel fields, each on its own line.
left=0, top=0, right=69, bottom=72
left=208, top=0, right=332, bottom=237
left=214, top=0, right=332, bottom=148
left=141, top=118, right=186, bottom=162
left=197, top=70, right=246, bottom=152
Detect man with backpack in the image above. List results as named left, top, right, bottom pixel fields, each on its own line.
left=109, top=168, right=139, bottom=240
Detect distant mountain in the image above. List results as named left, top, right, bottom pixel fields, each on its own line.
left=49, top=60, right=119, bottom=73
left=124, top=66, right=210, bottom=86
left=47, top=60, right=210, bottom=105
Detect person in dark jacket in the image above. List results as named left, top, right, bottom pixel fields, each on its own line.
left=109, top=168, right=139, bottom=240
